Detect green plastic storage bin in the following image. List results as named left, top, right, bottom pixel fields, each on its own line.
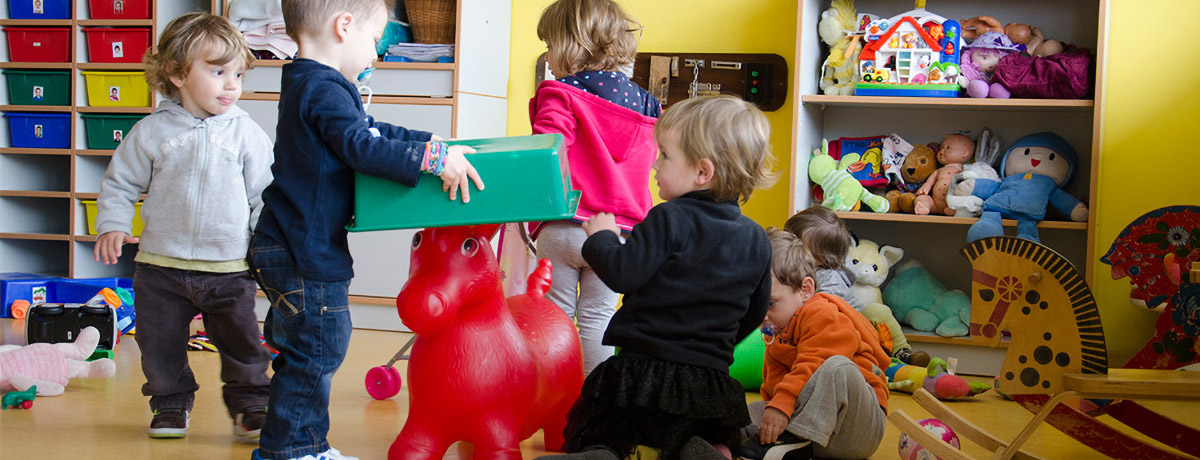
left=80, top=113, right=145, bottom=149
left=3, top=69, right=71, bottom=106
left=348, top=134, right=579, bottom=231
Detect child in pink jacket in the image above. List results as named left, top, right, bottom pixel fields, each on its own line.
left=530, top=0, right=661, bottom=375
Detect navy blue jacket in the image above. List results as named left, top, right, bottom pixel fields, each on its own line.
left=582, top=191, right=772, bottom=370
left=256, top=59, right=432, bottom=281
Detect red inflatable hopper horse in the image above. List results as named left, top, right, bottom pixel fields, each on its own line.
left=390, top=224, right=585, bottom=459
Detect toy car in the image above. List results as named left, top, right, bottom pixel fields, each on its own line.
left=2, top=385, right=37, bottom=409
left=863, top=69, right=891, bottom=83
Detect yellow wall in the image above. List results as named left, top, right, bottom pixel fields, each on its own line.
left=505, top=0, right=798, bottom=228
left=1092, top=1, right=1200, bottom=354
left=505, top=1, right=1199, bottom=354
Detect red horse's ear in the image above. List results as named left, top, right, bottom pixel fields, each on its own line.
left=470, top=224, right=502, bottom=240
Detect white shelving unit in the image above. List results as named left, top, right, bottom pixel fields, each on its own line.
left=791, top=0, right=1108, bottom=375
left=1, top=0, right=204, bottom=281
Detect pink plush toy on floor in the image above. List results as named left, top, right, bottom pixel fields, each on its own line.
left=390, top=225, right=585, bottom=460
left=0, top=326, right=116, bottom=396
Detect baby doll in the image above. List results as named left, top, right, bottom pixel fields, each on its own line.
left=1003, top=22, right=1064, bottom=57
left=959, top=31, right=1018, bottom=98
left=954, top=132, right=1088, bottom=243
left=913, top=133, right=974, bottom=216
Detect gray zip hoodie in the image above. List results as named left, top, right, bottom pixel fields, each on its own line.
left=96, top=99, right=273, bottom=262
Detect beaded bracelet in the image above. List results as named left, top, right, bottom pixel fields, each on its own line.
left=422, top=141, right=449, bottom=175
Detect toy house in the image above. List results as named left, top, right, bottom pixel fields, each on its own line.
left=856, top=11, right=962, bottom=97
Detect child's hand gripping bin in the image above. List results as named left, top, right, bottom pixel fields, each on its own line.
left=347, top=134, right=580, bottom=231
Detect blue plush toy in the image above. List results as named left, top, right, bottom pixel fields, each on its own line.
left=952, top=132, right=1088, bottom=243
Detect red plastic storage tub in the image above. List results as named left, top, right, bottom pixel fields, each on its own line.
left=87, top=0, right=151, bottom=19
left=83, top=28, right=151, bottom=64
left=2, top=27, right=71, bottom=63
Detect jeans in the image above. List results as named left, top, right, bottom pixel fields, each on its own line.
left=132, top=262, right=269, bottom=417
left=248, top=232, right=352, bottom=459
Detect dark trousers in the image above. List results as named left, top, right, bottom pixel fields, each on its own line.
left=132, top=262, right=271, bottom=418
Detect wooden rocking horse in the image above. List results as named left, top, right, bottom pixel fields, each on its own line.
left=888, top=235, right=1200, bottom=460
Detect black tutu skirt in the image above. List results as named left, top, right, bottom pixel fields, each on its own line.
left=562, top=352, right=750, bottom=460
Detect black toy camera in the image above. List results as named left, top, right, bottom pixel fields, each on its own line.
left=25, top=303, right=118, bottom=350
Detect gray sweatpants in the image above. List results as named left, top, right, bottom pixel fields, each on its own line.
left=748, top=355, right=886, bottom=459
left=535, top=222, right=618, bottom=375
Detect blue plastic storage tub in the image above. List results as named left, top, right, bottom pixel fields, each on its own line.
left=5, top=112, right=71, bottom=148
left=49, top=277, right=133, bottom=303
left=8, top=0, right=70, bottom=19
left=0, top=272, right=58, bottom=318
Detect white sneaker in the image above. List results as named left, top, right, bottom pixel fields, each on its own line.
left=763, top=441, right=812, bottom=460
left=295, top=447, right=358, bottom=460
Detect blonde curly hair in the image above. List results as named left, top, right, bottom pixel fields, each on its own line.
left=143, top=13, right=254, bottom=100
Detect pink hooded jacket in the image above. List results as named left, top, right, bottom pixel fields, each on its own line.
left=529, top=80, right=659, bottom=236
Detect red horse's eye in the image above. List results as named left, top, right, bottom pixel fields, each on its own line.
left=412, top=232, right=422, bottom=249
left=461, top=238, right=478, bottom=256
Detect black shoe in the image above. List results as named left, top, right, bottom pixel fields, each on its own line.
left=534, top=445, right=620, bottom=460
left=234, top=406, right=268, bottom=440
left=680, top=436, right=729, bottom=460
left=894, top=348, right=931, bottom=367
left=148, top=409, right=189, bottom=439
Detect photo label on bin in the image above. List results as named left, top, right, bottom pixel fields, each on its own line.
left=114, top=0, right=124, bottom=14
left=33, top=42, right=42, bottom=47
left=33, top=86, right=44, bottom=101
left=110, top=86, right=120, bottom=101
left=33, top=0, right=43, bottom=14
left=113, top=130, right=123, bottom=143
left=32, top=286, right=46, bottom=304
left=112, top=41, right=124, bottom=58
left=34, top=124, right=43, bottom=138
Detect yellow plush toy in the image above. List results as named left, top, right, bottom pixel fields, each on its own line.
left=818, top=0, right=860, bottom=95
left=809, top=139, right=890, bottom=212
left=847, top=238, right=928, bottom=366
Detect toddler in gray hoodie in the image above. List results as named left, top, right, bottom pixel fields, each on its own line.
left=94, top=13, right=273, bottom=442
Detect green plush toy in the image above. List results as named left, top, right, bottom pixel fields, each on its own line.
left=809, top=139, right=890, bottom=213
left=882, top=261, right=970, bottom=337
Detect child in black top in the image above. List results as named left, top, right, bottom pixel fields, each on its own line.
left=538, top=95, right=775, bottom=460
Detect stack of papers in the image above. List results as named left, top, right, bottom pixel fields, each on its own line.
left=386, top=44, right=455, bottom=62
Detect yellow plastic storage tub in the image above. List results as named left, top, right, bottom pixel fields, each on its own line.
left=82, top=199, right=144, bottom=236
left=81, top=71, right=150, bottom=107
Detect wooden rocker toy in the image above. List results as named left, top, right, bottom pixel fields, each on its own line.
left=888, top=234, right=1200, bottom=460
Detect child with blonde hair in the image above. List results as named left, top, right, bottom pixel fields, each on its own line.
left=784, top=205, right=929, bottom=366
left=249, top=0, right=481, bottom=459
left=94, top=12, right=272, bottom=441
left=537, top=95, right=774, bottom=460
left=531, top=0, right=662, bottom=375
left=741, top=229, right=890, bottom=460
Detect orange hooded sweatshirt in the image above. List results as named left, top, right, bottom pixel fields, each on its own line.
left=760, top=293, right=890, bottom=417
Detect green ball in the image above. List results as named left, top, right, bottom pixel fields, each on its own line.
left=729, top=334, right=765, bottom=390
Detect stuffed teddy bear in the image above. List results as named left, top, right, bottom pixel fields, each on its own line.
left=0, top=326, right=116, bottom=396
left=953, top=132, right=1088, bottom=244
left=959, top=31, right=1019, bottom=98
left=847, top=238, right=930, bottom=366
left=884, top=142, right=937, bottom=213
left=810, top=139, right=890, bottom=212
left=883, top=261, right=970, bottom=337
left=912, top=133, right=974, bottom=216
left=818, top=0, right=860, bottom=96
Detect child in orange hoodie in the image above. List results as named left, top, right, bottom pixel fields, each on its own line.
left=742, top=229, right=891, bottom=460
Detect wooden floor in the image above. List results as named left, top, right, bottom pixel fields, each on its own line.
left=3, top=319, right=1198, bottom=459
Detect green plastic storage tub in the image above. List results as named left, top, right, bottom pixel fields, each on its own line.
left=348, top=134, right=579, bottom=231
left=80, top=113, right=145, bottom=149
left=3, top=69, right=71, bottom=106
